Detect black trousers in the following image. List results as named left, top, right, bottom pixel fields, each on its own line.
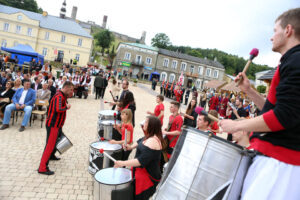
left=95, top=87, right=101, bottom=99
left=101, top=87, right=107, bottom=98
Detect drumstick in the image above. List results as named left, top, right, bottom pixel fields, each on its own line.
left=124, top=124, right=128, bottom=151
left=235, top=48, right=259, bottom=86
left=110, top=90, right=117, bottom=102
left=114, top=113, right=117, bottom=126
left=99, top=149, right=116, bottom=162
left=104, top=101, right=112, bottom=104
left=195, top=106, right=219, bottom=122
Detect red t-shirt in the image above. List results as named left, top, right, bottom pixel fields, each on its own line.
left=121, top=123, right=134, bottom=144
left=154, top=103, right=164, bottom=125
left=167, top=115, right=183, bottom=148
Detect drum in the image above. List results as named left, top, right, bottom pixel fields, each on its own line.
left=89, top=141, right=122, bottom=175
left=97, top=120, right=121, bottom=140
left=98, top=110, right=118, bottom=121
left=56, top=133, right=73, bottom=154
left=154, top=127, right=253, bottom=200
left=94, top=168, right=134, bottom=200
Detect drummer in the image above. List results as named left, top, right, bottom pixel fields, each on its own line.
left=219, top=8, right=300, bottom=199
left=110, top=109, right=134, bottom=160
left=114, top=116, right=163, bottom=200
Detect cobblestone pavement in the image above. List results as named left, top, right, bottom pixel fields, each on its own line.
left=0, top=82, right=175, bottom=200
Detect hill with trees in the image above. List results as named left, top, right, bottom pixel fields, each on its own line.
left=152, top=33, right=271, bottom=80
left=0, top=0, right=43, bottom=13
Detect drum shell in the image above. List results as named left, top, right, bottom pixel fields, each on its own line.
left=154, top=127, right=253, bottom=200
left=88, top=142, right=122, bottom=175
left=97, top=120, right=121, bottom=141
left=56, top=135, right=73, bottom=154
left=94, top=168, right=133, bottom=200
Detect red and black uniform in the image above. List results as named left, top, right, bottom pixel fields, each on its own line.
left=38, top=90, right=68, bottom=172
left=209, top=95, right=219, bottom=111
left=250, top=44, right=300, bottom=165
left=133, top=137, right=161, bottom=200
left=218, top=97, right=228, bottom=117
left=174, top=89, right=183, bottom=103
left=167, top=114, right=183, bottom=159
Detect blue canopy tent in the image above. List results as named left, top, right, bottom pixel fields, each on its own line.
left=150, top=71, right=160, bottom=81
left=1, top=44, right=44, bottom=65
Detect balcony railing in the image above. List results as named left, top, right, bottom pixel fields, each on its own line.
left=185, top=72, right=199, bottom=78
left=132, top=60, right=144, bottom=66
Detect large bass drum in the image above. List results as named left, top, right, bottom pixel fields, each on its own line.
left=94, top=168, right=134, bottom=200
left=88, top=141, right=122, bottom=175
left=154, top=127, right=253, bottom=200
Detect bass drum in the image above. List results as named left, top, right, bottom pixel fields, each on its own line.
left=154, top=127, right=254, bottom=200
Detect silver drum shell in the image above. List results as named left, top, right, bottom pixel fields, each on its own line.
left=56, top=135, right=73, bottom=154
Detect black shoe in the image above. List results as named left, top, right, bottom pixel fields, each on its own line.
left=50, top=156, right=61, bottom=161
left=38, top=170, right=54, bottom=175
left=19, top=126, right=25, bottom=132
left=0, top=124, right=9, bottom=130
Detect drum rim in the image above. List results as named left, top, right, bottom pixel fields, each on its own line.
left=99, top=120, right=121, bottom=125
left=90, top=141, right=122, bottom=151
left=94, top=168, right=132, bottom=185
left=98, top=110, right=118, bottom=115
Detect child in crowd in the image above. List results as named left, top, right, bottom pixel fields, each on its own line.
left=110, top=109, right=134, bottom=160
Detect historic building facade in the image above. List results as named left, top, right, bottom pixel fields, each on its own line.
left=0, top=5, right=93, bottom=66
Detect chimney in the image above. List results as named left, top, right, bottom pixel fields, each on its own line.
left=59, top=0, right=66, bottom=18
left=71, top=6, right=77, bottom=20
left=140, top=31, right=146, bottom=44
left=42, top=11, right=48, bottom=17
left=102, top=15, right=108, bottom=29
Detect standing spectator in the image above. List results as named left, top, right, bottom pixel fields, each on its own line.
left=160, top=80, right=165, bottom=95
left=93, top=73, right=103, bottom=99
left=0, top=72, right=7, bottom=90
left=0, top=80, right=36, bottom=132
left=199, top=89, right=207, bottom=107
left=219, top=93, right=229, bottom=118
left=111, top=79, right=121, bottom=110
left=152, top=78, right=157, bottom=90
left=47, top=79, right=56, bottom=103
left=209, top=93, right=219, bottom=111
left=101, top=75, right=108, bottom=98
left=182, top=98, right=198, bottom=128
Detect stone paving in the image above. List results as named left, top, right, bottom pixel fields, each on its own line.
left=0, top=82, right=177, bottom=200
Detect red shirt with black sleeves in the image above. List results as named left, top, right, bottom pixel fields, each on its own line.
left=250, top=44, right=300, bottom=165
left=154, top=103, right=164, bottom=125
left=167, top=115, right=183, bottom=148
left=46, top=90, right=67, bottom=128
left=121, top=123, right=134, bottom=144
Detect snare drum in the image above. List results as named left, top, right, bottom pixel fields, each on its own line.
left=94, top=168, right=133, bottom=200
left=56, top=134, right=73, bottom=154
left=98, top=110, right=118, bottom=120
left=97, top=120, right=121, bottom=140
left=88, top=141, right=122, bottom=175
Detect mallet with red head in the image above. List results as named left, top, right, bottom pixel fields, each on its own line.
left=235, top=48, right=259, bottom=86
left=99, top=149, right=116, bottom=162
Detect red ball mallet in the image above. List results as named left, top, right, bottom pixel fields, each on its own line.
left=235, top=48, right=259, bottom=86
left=99, top=149, right=116, bottom=162
left=195, top=106, right=219, bottom=122
left=100, top=137, right=105, bottom=141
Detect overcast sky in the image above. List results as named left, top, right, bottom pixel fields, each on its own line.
left=36, top=0, right=299, bottom=67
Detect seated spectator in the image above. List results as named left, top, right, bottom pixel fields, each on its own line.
left=0, top=80, right=36, bottom=132
left=197, top=114, right=212, bottom=132
left=36, top=82, right=51, bottom=108
left=22, top=74, right=30, bottom=86
left=31, top=77, right=42, bottom=91
left=58, top=76, right=67, bottom=89
left=0, top=71, right=7, bottom=90
left=47, top=79, right=56, bottom=103
left=0, top=81, right=15, bottom=119
left=13, top=78, right=23, bottom=91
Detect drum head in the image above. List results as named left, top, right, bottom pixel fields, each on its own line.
left=94, top=168, right=132, bottom=185
left=90, top=141, right=122, bottom=151
left=98, top=110, right=117, bottom=116
left=100, top=120, right=121, bottom=125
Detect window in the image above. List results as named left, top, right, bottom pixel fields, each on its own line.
left=213, top=70, right=219, bottom=78
left=61, top=35, right=66, bottom=43
left=42, top=48, right=47, bottom=56
left=169, top=73, right=176, bottom=83
left=78, top=38, right=82, bottom=47
left=180, top=62, right=187, bottom=71
left=1, top=40, right=7, bottom=48
left=198, top=66, right=203, bottom=75
left=124, top=52, right=131, bottom=60
left=206, top=68, right=211, bottom=77
left=27, top=28, right=32, bottom=36
left=17, top=15, right=22, bottom=21
left=3, top=23, right=9, bottom=31
left=163, top=58, right=169, bottom=67
left=160, top=72, right=167, bottom=81
left=45, top=32, right=50, bottom=40
left=196, top=79, right=202, bottom=89
left=146, top=57, right=152, bottom=65
left=190, top=65, right=195, bottom=73
left=171, top=60, right=177, bottom=69
left=136, top=55, right=142, bottom=64
left=75, top=54, right=80, bottom=61
left=16, top=25, right=21, bottom=34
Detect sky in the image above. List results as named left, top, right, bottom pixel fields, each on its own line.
left=36, top=0, right=300, bottom=68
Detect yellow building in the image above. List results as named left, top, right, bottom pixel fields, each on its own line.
left=0, top=5, right=93, bottom=66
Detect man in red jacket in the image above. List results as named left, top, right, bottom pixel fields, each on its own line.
left=220, top=8, right=300, bottom=199
left=38, top=81, right=74, bottom=175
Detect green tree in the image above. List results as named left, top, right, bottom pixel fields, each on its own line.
left=257, top=85, right=266, bottom=93
left=94, top=30, right=115, bottom=56
left=151, top=33, right=171, bottom=48
left=0, top=0, right=43, bottom=13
